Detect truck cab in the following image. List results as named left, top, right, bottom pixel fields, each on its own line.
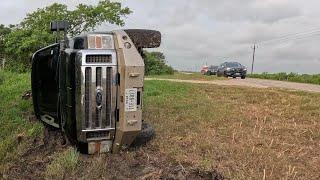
left=31, top=22, right=161, bottom=154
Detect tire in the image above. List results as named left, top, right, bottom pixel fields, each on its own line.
left=124, top=29, right=161, bottom=48
left=131, top=122, right=155, bottom=147
left=241, top=76, right=246, bottom=79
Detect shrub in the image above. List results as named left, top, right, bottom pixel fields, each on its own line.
left=144, top=51, right=174, bottom=75
left=248, top=72, right=320, bottom=85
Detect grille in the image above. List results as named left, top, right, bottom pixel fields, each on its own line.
left=84, top=66, right=113, bottom=130
left=106, top=67, right=112, bottom=127
left=95, top=67, right=102, bottom=128
left=85, top=67, right=91, bottom=128
left=86, top=55, right=112, bottom=63
left=86, top=131, right=109, bottom=139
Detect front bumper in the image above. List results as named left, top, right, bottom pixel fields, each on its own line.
left=225, top=71, right=246, bottom=77
left=208, top=71, right=217, bottom=75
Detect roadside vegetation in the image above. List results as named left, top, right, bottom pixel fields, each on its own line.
left=1, top=70, right=320, bottom=179
left=144, top=51, right=174, bottom=75
left=249, top=72, right=320, bottom=85
left=148, top=71, right=223, bottom=81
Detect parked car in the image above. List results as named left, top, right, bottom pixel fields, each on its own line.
left=200, top=66, right=209, bottom=74
left=207, top=65, right=218, bottom=75
left=217, top=62, right=247, bottom=79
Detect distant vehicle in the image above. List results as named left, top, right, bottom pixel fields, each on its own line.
left=207, top=65, right=218, bottom=75
left=217, top=62, right=247, bottom=79
left=200, top=66, right=209, bottom=74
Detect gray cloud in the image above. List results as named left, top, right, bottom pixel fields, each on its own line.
left=1, top=0, right=319, bottom=73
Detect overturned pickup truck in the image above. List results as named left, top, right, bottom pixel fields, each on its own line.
left=31, top=21, right=160, bottom=154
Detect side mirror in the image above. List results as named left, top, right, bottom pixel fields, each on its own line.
left=50, top=21, right=70, bottom=32
left=50, top=21, right=70, bottom=46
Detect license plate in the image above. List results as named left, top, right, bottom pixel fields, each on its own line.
left=125, top=88, right=137, bottom=112
left=236, top=73, right=241, bottom=76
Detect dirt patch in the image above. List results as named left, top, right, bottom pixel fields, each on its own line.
left=2, top=126, right=67, bottom=179
left=2, top=126, right=223, bottom=179
left=75, top=147, right=223, bottom=180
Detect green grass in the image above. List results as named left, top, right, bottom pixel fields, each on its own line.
left=148, top=72, right=223, bottom=81
left=249, top=72, right=320, bottom=85
left=0, top=70, right=43, bottom=170
left=45, top=148, right=79, bottom=179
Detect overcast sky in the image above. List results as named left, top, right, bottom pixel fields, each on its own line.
left=1, top=0, right=320, bottom=73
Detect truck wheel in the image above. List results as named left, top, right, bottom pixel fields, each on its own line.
left=241, top=76, right=246, bottom=79
left=131, top=122, right=155, bottom=147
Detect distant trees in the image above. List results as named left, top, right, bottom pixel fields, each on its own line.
left=0, top=1, right=174, bottom=75
left=2, top=1, right=131, bottom=72
left=144, top=51, right=174, bottom=75
left=0, top=25, right=12, bottom=69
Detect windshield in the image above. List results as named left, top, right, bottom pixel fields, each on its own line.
left=225, top=62, right=241, bottom=68
left=209, top=66, right=218, bottom=70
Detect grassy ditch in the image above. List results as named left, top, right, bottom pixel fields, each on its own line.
left=1, top=71, right=320, bottom=179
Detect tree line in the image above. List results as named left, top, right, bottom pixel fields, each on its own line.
left=0, top=0, right=173, bottom=75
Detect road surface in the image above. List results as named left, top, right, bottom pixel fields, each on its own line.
left=146, top=78, right=320, bottom=93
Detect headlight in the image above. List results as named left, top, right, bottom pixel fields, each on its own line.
left=88, top=34, right=114, bottom=49
left=244, top=68, right=247, bottom=71
left=226, top=68, right=231, bottom=71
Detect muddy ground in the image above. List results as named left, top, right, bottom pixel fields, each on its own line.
left=2, top=125, right=223, bottom=180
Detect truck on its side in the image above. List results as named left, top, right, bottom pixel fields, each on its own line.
left=32, top=21, right=160, bottom=154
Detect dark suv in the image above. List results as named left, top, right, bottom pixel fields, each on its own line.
left=217, top=62, right=247, bottom=79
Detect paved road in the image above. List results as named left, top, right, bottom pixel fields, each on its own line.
left=146, top=78, right=320, bottom=93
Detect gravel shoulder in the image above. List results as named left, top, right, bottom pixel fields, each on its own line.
left=145, top=77, right=320, bottom=93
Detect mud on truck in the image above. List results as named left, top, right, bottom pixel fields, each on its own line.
left=31, top=21, right=160, bottom=154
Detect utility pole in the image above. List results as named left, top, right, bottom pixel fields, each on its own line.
left=251, top=44, right=257, bottom=74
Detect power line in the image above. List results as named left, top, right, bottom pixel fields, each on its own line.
left=259, top=32, right=320, bottom=48
left=257, top=28, right=320, bottom=45
left=251, top=28, right=320, bottom=73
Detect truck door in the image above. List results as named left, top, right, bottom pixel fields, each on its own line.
left=31, top=43, right=60, bottom=128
